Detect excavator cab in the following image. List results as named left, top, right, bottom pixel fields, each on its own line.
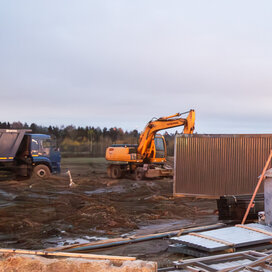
left=154, top=135, right=166, bottom=158
left=147, top=134, right=167, bottom=164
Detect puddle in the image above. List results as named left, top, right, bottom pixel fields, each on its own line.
left=44, top=235, right=108, bottom=247
left=27, top=193, right=57, bottom=200
left=0, top=190, right=17, bottom=208
left=0, top=189, right=16, bottom=200
left=0, top=234, right=16, bottom=241
left=0, top=201, right=16, bottom=208
left=85, top=185, right=125, bottom=195
left=83, top=235, right=108, bottom=241
left=56, top=191, right=74, bottom=195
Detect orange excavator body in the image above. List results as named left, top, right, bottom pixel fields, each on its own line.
left=105, top=110, right=195, bottom=179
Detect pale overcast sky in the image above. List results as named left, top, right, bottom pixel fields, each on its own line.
left=1, top=1, right=272, bottom=133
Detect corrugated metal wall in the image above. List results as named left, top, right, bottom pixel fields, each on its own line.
left=174, top=134, right=272, bottom=197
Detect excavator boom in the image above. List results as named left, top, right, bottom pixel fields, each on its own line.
left=137, top=110, right=195, bottom=157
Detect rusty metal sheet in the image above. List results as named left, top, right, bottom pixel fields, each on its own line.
left=174, top=134, right=272, bottom=196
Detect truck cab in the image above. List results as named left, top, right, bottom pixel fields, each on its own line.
left=0, top=129, right=61, bottom=178
left=29, top=134, right=61, bottom=177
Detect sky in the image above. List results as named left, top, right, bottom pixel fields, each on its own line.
left=1, top=0, right=272, bottom=134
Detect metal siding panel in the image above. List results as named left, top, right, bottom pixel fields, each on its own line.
left=175, top=134, right=272, bottom=196
left=171, top=223, right=272, bottom=252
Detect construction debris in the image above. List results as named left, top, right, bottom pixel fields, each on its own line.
left=50, top=223, right=225, bottom=253
left=217, top=194, right=264, bottom=221
left=159, top=250, right=272, bottom=271
left=66, top=170, right=76, bottom=187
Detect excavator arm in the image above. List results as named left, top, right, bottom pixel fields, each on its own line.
left=137, top=109, right=195, bottom=158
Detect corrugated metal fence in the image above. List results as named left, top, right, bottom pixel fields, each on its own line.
left=174, top=134, right=272, bottom=197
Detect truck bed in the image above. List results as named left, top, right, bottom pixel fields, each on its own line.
left=0, top=129, right=31, bottom=162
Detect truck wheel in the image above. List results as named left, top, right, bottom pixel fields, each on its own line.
left=33, top=165, right=51, bottom=179
left=110, top=165, right=122, bottom=179
left=134, top=167, right=144, bottom=181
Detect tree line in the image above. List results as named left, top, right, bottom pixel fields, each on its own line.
left=0, top=121, right=175, bottom=157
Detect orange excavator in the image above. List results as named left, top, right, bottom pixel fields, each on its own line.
left=105, top=109, right=195, bottom=180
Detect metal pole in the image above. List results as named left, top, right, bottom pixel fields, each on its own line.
left=229, top=252, right=272, bottom=272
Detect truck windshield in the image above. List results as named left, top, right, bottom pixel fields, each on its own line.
left=42, top=139, right=51, bottom=148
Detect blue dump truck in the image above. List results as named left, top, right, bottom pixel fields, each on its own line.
left=0, top=129, right=61, bottom=178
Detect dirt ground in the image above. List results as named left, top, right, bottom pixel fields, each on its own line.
left=0, top=157, right=218, bottom=267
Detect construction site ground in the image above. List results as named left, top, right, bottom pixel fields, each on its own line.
left=0, top=157, right=218, bottom=268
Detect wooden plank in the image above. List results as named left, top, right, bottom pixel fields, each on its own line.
left=0, top=248, right=136, bottom=261
left=173, top=193, right=219, bottom=199
left=188, top=233, right=234, bottom=247
left=236, top=224, right=272, bottom=236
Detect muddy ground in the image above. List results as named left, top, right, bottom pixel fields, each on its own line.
left=0, top=157, right=218, bottom=267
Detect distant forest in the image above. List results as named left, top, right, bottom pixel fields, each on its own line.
left=0, top=121, right=176, bottom=157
